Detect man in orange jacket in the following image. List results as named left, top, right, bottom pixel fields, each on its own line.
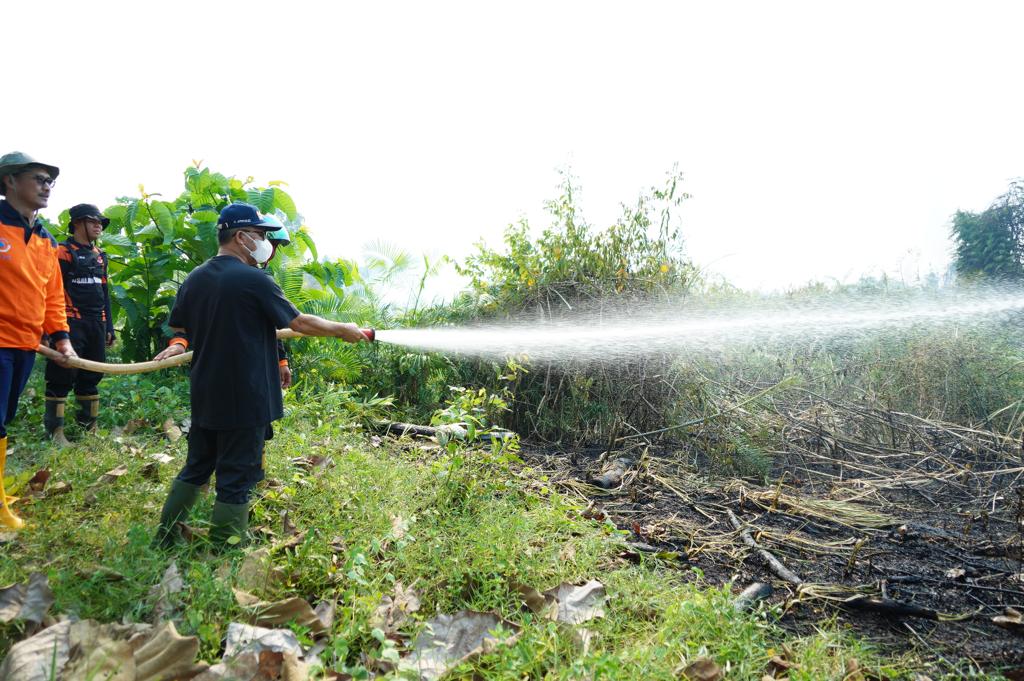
left=0, top=151, right=77, bottom=530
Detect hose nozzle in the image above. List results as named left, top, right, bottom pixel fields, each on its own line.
left=361, top=328, right=376, bottom=342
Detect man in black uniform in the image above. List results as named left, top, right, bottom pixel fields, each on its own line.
left=153, top=203, right=368, bottom=549
left=44, top=204, right=115, bottom=443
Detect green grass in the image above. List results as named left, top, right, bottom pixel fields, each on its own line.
left=0, top=387, right=1001, bottom=679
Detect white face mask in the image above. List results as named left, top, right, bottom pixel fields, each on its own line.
left=242, top=232, right=274, bottom=264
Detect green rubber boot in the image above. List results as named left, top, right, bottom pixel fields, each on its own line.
left=209, top=500, right=250, bottom=550
left=155, top=479, right=202, bottom=548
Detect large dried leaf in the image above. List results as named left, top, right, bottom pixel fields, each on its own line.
left=0, top=620, right=204, bottom=681
left=64, top=624, right=136, bottom=681
left=369, top=582, right=421, bottom=635
left=0, top=620, right=73, bottom=680
left=223, top=622, right=302, bottom=658
left=545, top=580, right=605, bottom=625
left=194, top=650, right=307, bottom=681
left=0, top=572, right=55, bottom=626
left=233, top=589, right=327, bottom=637
left=235, top=548, right=288, bottom=597
left=401, top=610, right=520, bottom=681
left=133, top=620, right=207, bottom=680
left=147, top=561, right=185, bottom=623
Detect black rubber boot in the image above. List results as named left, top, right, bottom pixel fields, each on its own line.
left=209, top=500, right=250, bottom=550
left=155, top=479, right=202, bottom=548
left=44, top=397, right=70, bottom=446
left=75, top=394, right=99, bottom=431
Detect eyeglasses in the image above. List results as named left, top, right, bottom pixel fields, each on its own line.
left=23, top=173, right=56, bottom=188
left=240, top=230, right=266, bottom=241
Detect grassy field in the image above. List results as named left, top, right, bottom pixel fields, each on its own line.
left=2, top=380, right=1001, bottom=680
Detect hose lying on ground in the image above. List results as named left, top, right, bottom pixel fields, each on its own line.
left=35, top=329, right=308, bottom=376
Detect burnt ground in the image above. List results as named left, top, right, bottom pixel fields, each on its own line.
left=518, top=399, right=1024, bottom=674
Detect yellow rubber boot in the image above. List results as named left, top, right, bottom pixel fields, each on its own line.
left=0, top=436, right=25, bottom=530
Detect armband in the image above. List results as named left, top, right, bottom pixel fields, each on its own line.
left=279, top=359, right=289, bottom=367
left=169, top=337, right=189, bottom=350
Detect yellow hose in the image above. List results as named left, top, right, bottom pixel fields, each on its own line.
left=36, top=329, right=305, bottom=375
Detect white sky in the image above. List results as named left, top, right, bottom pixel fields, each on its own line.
left=7, top=1, right=1023, bottom=299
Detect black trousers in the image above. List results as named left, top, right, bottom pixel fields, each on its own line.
left=45, top=318, right=106, bottom=398
left=176, top=423, right=273, bottom=504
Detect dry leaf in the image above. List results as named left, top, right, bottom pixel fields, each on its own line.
left=766, top=653, right=799, bottom=676
left=514, top=583, right=553, bottom=617
left=148, top=561, right=184, bottom=623
left=273, top=530, right=307, bottom=553
left=0, top=572, right=55, bottom=626
left=195, top=648, right=308, bottom=680
left=96, top=466, right=129, bottom=485
left=680, top=657, right=724, bottom=681
left=45, top=481, right=72, bottom=498
left=235, top=548, right=288, bottom=597
left=369, top=582, right=421, bottom=635
left=27, top=469, right=50, bottom=492
left=281, top=510, right=298, bottom=537
left=0, top=619, right=205, bottom=681
left=844, top=657, right=865, bottom=681
left=140, top=461, right=160, bottom=480
left=314, top=600, right=336, bottom=632
left=944, top=567, right=966, bottom=580
left=401, top=610, right=520, bottom=681
left=0, top=620, right=73, bottom=680
left=545, top=580, right=606, bottom=625
left=133, top=620, right=207, bottom=680
left=151, top=452, right=175, bottom=465
left=223, top=622, right=302, bottom=658
left=993, top=607, right=1024, bottom=632
left=122, top=419, right=147, bottom=435
left=162, top=418, right=182, bottom=442
left=233, top=589, right=328, bottom=637
left=390, top=514, right=409, bottom=540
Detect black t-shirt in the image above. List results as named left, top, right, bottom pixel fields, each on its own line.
left=169, top=255, right=300, bottom=429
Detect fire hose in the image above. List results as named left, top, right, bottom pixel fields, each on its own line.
left=34, top=328, right=376, bottom=376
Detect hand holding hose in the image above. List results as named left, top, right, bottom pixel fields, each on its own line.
left=153, top=343, right=187, bottom=362
left=53, top=338, right=78, bottom=367
left=287, top=314, right=372, bottom=343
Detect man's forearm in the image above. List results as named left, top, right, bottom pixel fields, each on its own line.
left=289, top=314, right=366, bottom=341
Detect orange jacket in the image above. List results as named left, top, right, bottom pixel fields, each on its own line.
left=0, top=200, right=70, bottom=349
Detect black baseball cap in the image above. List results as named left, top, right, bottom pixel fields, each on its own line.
left=217, top=203, right=274, bottom=230
left=68, top=203, right=110, bottom=228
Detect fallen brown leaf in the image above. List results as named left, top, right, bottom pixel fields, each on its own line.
left=147, top=562, right=184, bottom=623
left=400, top=610, right=520, bottom=681
left=0, top=572, right=55, bottom=627
left=369, top=582, right=420, bottom=635
left=27, top=469, right=50, bottom=492
left=235, top=548, right=288, bottom=597
left=162, top=418, right=182, bottom=442
left=233, top=589, right=328, bottom=637
left=96, top=466, right=129, bottom=485
left=679, top=657, right=724, bottom=681
left=44, top=481, right=72, bottom=498
left=122, top=418, right=147, bottom=435
left=993, top=607, right=1024, bottom=632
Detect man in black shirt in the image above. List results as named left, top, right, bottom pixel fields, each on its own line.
left=44, top=204, right=115, bottom=443
left=153, top=203, right=368, bottom=549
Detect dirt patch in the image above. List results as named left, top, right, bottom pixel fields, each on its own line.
left=521, top=398, right=1024, bottom=672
